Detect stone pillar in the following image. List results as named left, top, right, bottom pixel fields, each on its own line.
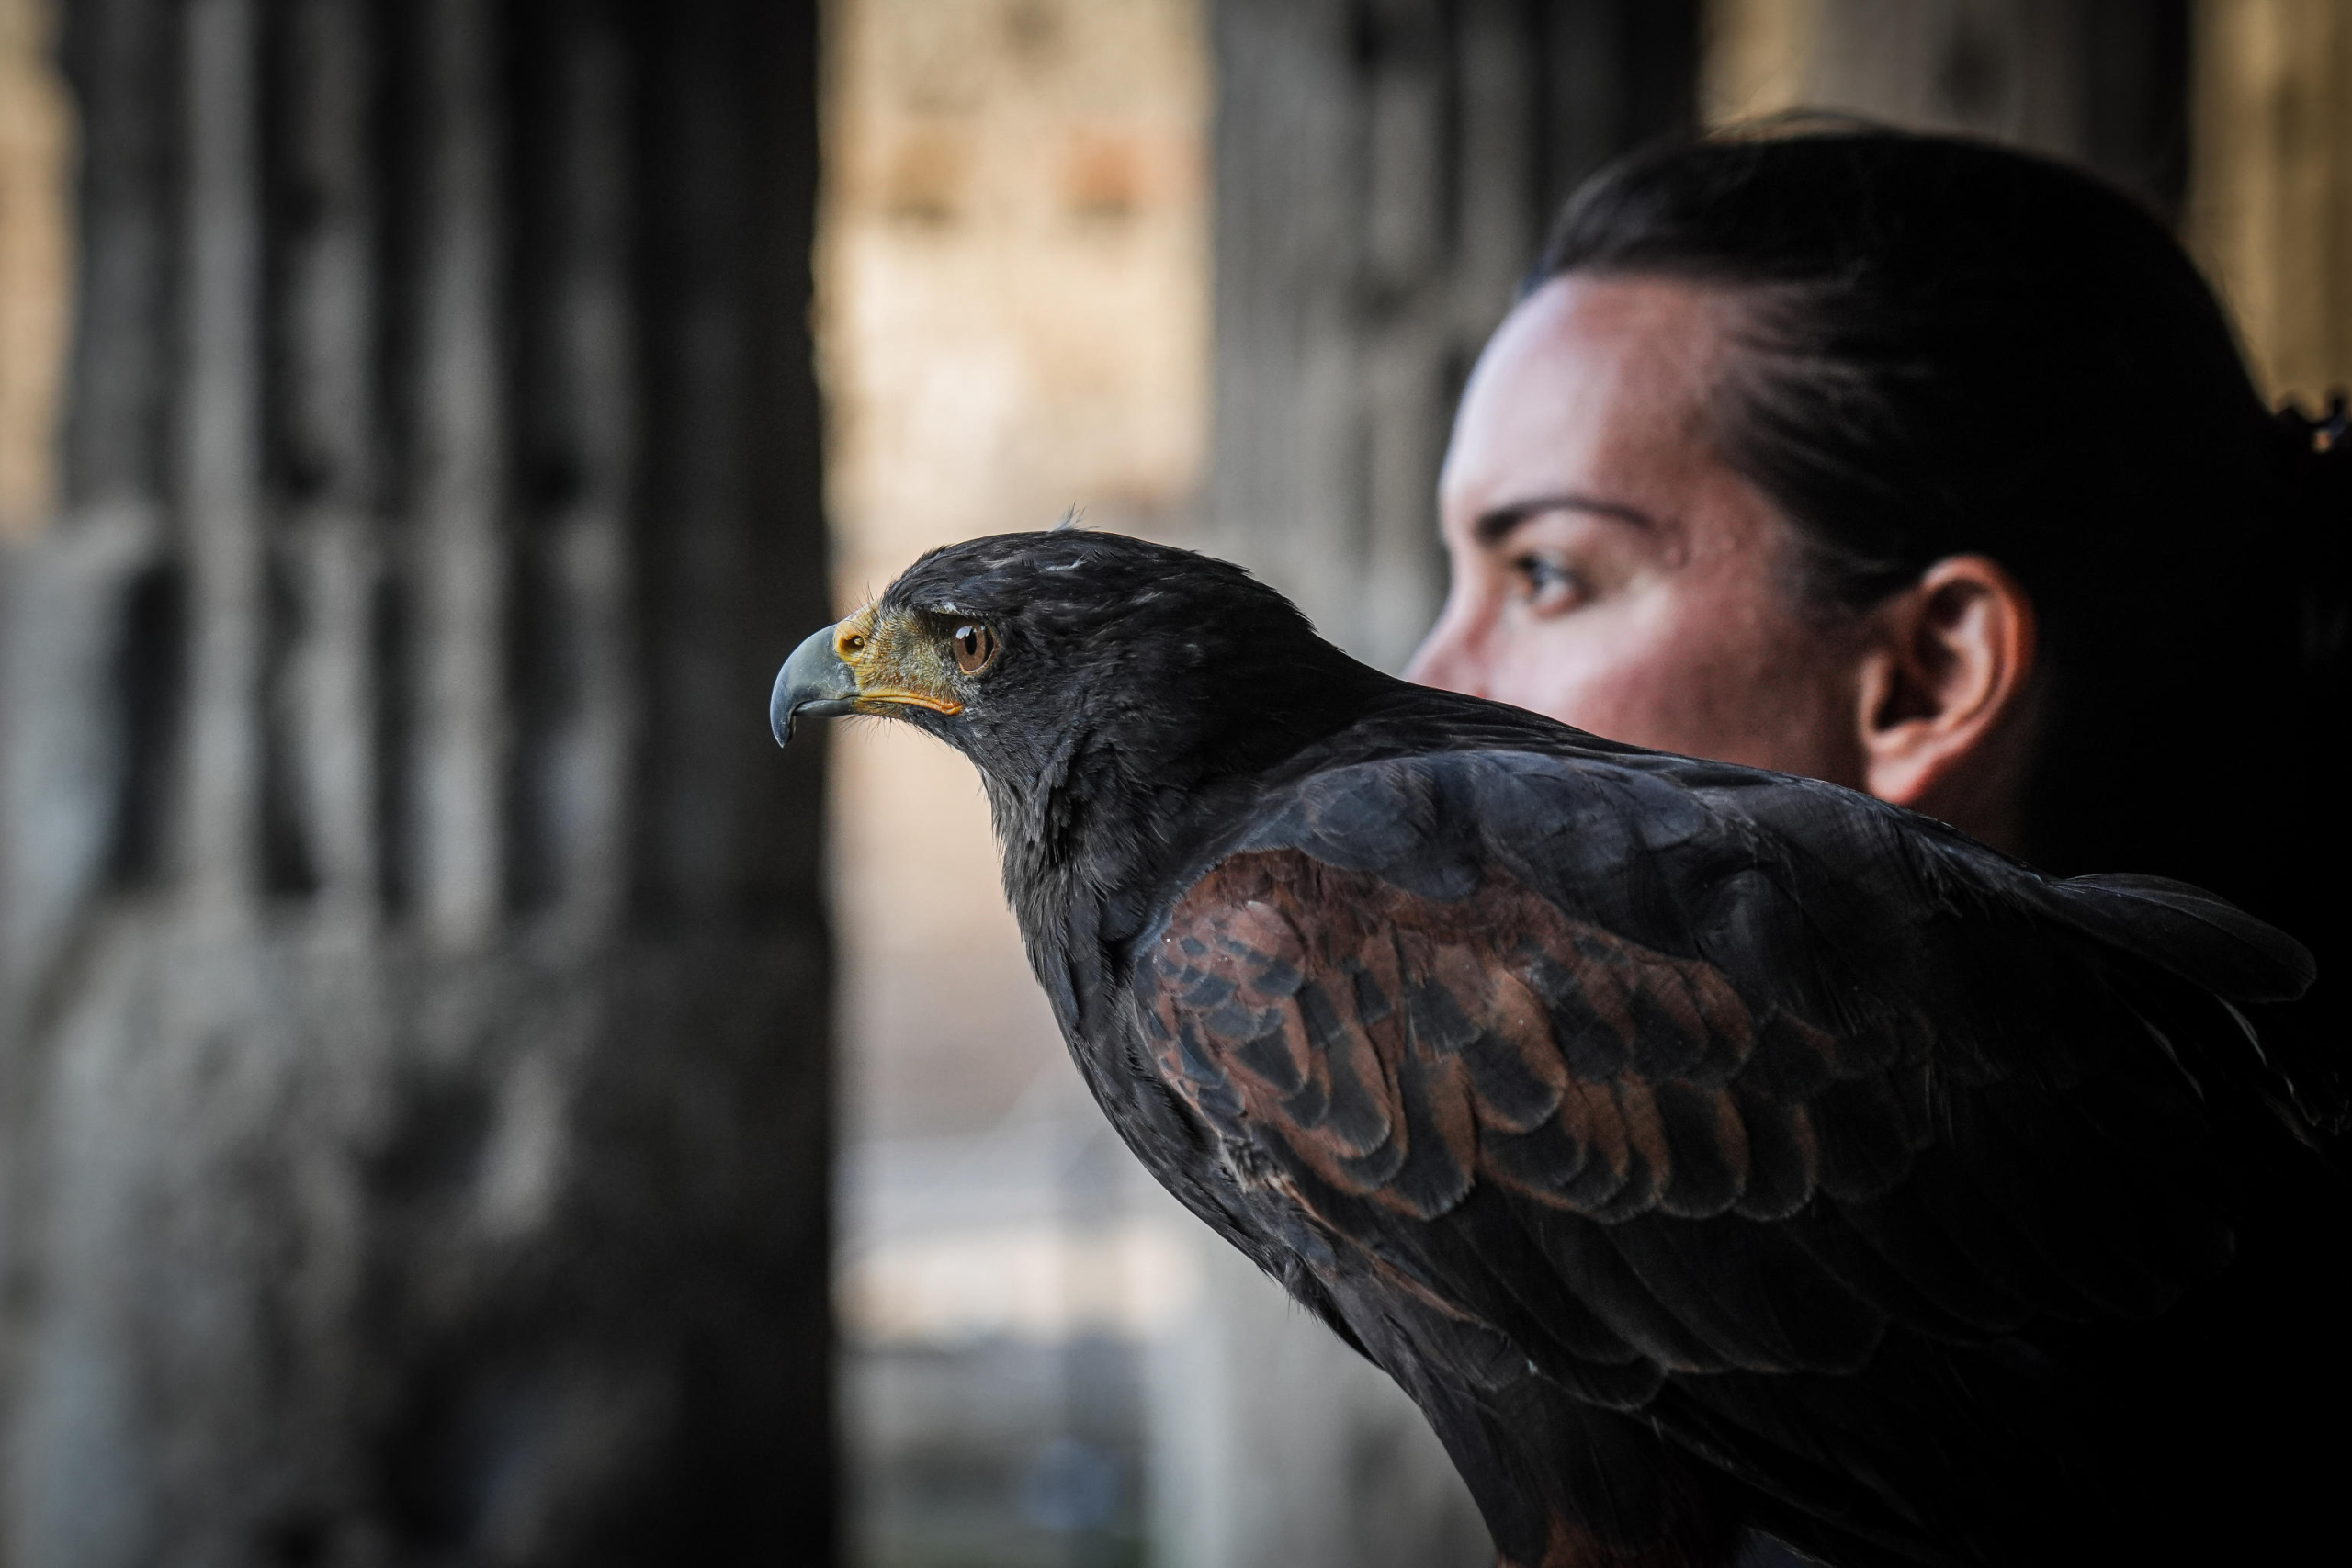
left=0, top=2, right=832, bottom=1564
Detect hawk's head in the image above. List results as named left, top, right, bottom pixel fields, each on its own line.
left=773, top=529, right=1374, bottom=799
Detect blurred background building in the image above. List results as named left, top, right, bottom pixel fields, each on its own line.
left=1, top=2, right=2349, bottom=1567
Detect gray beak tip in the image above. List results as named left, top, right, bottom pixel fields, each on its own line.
left=772, top=622, right=860, bottom=747
left=769, top=664, right=799, bottom=748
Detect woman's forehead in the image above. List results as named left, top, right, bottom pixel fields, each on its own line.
left=1443, top=274, right=1734, bottom=513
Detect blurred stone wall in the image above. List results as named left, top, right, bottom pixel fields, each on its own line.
left=1702, top=0, right=2192, bottom=217
left=0, top=2, right=834, bottom=1563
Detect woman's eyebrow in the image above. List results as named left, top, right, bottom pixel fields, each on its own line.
left=1473, top=493, right=1660, bottom=545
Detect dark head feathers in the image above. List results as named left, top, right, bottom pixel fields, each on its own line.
left=878, top=530, right=1325, bottom=662
left=870, top=531, right=1390, bottom=888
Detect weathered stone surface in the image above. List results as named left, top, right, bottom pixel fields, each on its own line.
left=7, top=925, right=829, bottom=1568
left=0, top=2, right=834, bottom=1563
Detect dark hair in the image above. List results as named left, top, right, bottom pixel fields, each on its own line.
left=1539, top=127, right=2348, bottom=1066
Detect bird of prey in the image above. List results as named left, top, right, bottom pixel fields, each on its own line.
left=775, top=530, right=2346, bottom=1568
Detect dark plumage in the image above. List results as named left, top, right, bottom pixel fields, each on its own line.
left=775, top=530, right=2349, bottom=1568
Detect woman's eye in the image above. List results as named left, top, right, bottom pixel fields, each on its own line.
left=1510, top=554, right=1587, bottom=614
left=952, top=623, right=998, bottom=674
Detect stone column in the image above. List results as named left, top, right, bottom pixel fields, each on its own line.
left=0, top=3, right=833, bottom=1564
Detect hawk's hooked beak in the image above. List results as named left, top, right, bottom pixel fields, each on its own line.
left=771, top=605, right=967, bottom=746
left=772, top=624, right=860, bottom=745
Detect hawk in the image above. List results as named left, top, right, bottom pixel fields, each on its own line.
left=775, top=529, right=2346, bottom=1568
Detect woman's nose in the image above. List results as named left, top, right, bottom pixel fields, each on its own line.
left=1404, top=613, right=1476, bottom=694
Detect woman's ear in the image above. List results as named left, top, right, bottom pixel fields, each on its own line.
left=1854, top=555, right=2039, bottom=849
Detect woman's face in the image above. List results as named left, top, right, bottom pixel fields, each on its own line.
left=1408, top=274, right=1870, bottom=786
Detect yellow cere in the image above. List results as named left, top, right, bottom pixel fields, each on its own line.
left=836, top=602, right=966, bottom=716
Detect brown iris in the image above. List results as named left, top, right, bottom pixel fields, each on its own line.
left=952, top=624, right=998, bottom=674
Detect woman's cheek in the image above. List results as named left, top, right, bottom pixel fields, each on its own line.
left=1516, top=618, right=1690, bottom=745
left=1646, top=612, right=1865, bottom=781
left=1521, top=593, right=1834, bottom=768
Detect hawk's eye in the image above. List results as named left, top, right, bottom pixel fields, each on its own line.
left=952, top=623, right=998, bottom=674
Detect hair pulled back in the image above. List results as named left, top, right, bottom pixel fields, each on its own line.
left=1539, top=127, right=2347, bottom=1054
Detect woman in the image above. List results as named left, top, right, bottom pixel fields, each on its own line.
left=1410, top=127, right=2347, bottom=1089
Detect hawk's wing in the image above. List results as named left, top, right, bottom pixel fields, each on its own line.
left=1131, top=750, right=2318, bottom=1565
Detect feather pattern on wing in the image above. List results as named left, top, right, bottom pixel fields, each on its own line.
left=1129, top=750, right=2321, bottom=1568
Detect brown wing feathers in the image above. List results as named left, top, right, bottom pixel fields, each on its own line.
left=1147, top=850, right=1815, bottom=1231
